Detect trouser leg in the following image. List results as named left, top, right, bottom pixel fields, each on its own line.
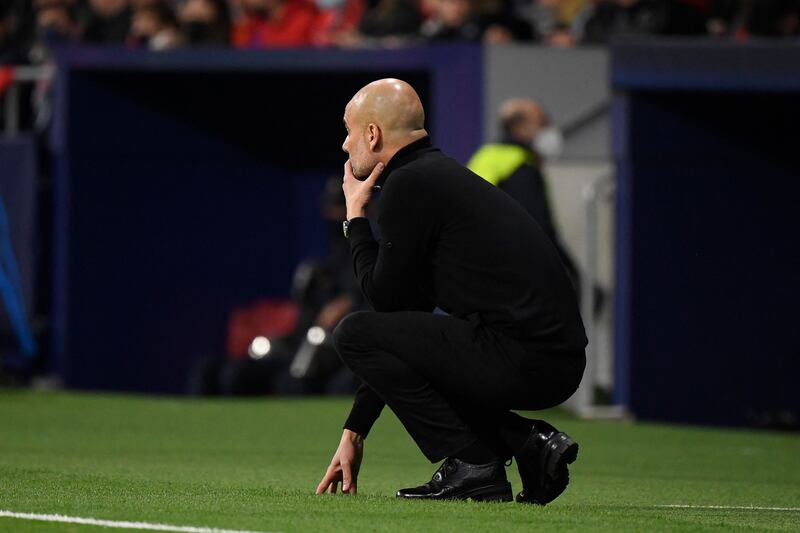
left=451, top=406, right=535, bottom=460
left=333, top=311, right=479, bottom=461
left=333, top=311, right=583, bottom=463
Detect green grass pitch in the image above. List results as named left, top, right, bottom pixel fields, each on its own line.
left=1, top=390, right=799, bottom=532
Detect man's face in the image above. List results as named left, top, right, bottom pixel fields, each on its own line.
left=37, top=6, right=73, bottom=36
left=439, top=0, right=471, bottom=26
left=342, top=103, right=376, bottom=179
left=132, top=10, right=160, bottom=38
left=511, top=102, right=546, bottom=144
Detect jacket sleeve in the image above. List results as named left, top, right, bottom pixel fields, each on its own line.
left=343, top=383, right=384, bottom=437
left=340, top=170, right=436, bottom=436
left=347, top=169, right=437, bottom=312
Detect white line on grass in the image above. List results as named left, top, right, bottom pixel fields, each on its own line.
left=0, top=510, right=278, bottom=533
left=658, top=505, right=800, bottom=512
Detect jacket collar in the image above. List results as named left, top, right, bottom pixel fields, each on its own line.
left=380, top=136, right=434, bottom=185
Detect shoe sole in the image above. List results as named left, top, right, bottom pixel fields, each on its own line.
left=463, top=482, right=514, bottom=502
left=397, top=482, right=513, bottom=502
left=545, top=433, right=578, bottom=478
left=517, top=432, right=579, bottom=505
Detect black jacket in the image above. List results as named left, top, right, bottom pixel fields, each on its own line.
left=343, top=137, right=586, bottom=436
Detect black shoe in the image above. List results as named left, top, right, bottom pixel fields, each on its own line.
left=396, top=457, right=513, bottom=502
left=514, top=421, right=579, bottom=505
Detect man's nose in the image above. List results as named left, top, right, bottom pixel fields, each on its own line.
left=341, top=140, right=348, bottom=154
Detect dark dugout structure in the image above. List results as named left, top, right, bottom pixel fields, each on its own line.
left=612, top=41, right=800, bottom=428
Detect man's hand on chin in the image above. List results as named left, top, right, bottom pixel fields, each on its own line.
left=343, top=160, right=383, bottom=221
left=316, top=429, right=365, bottom=495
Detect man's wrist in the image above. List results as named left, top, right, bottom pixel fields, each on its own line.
left=346, top=207, right=366, bottom=221
left=342, top=428, right=364, bottom=449
left=343, top=428, right=365, bottom=443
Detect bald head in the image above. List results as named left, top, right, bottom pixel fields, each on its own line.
left=342, top=79, right=428, bottom=178
left=349, top=79, right=426, bottom=136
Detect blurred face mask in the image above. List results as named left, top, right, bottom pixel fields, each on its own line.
left=532, top=126, right=564, bottom=159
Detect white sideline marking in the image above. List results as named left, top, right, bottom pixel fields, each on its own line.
left=0, top=510, right=277, bottom=533
left=658, top=504, right=800, bottom=512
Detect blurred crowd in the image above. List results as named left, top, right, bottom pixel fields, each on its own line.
left=1, top=0, right=799, bottom=63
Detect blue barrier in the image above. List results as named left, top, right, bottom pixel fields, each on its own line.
left=0, top=191, right=36, bottom=357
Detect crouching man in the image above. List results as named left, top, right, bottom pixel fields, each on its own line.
left=315, top=79, right=586, bottom=504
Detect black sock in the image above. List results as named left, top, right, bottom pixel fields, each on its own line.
left=453, top=440, right=498, bottom=464
left=499, top=417, right=537, bottom=455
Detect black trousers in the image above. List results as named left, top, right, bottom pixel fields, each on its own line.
left=333, top=311, right=586, bottom=463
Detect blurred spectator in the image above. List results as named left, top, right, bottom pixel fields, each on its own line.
left=231, top=0, right=267, bottom=46
left=420, top=0, right=530, bottom=43
left=232, top=0, right=318, bottom=47
left=421, top=0, right=483, bottom=41
left=706, top=0, right=739, bottom=36
left=84, top=0, right=131, bottom=43
left=467, top=97, right=580, bottom=294
left=475, top=0, right=535, bottom=43
left=129, top=1, right=183, bottom=49
left=309, top=0, right=365, bottom=47
left=526, top=0, right=592, bottom=46
left=29, top=2, right=81, bottom=63
left=177, top=0, right=232, bottom=44
left=580, top=0, right=713, bottom=44
left=355, top=0, right=422, bottom=45
left=1, top=1, right=799, bottom=62
left=581, top=0, right=668, bottom=43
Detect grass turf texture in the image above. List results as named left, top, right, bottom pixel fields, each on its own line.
left=1, top=391, right=799, bottom=532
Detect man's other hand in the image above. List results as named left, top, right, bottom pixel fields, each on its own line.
left=343, top=160, right=383, bottom=221
left=316, top=429, right=364, bottom=495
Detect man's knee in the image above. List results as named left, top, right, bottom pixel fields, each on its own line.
left=332, top=311, right=377, bottom=359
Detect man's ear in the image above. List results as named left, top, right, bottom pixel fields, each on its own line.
left=367, top=123, right=383, bottom=152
